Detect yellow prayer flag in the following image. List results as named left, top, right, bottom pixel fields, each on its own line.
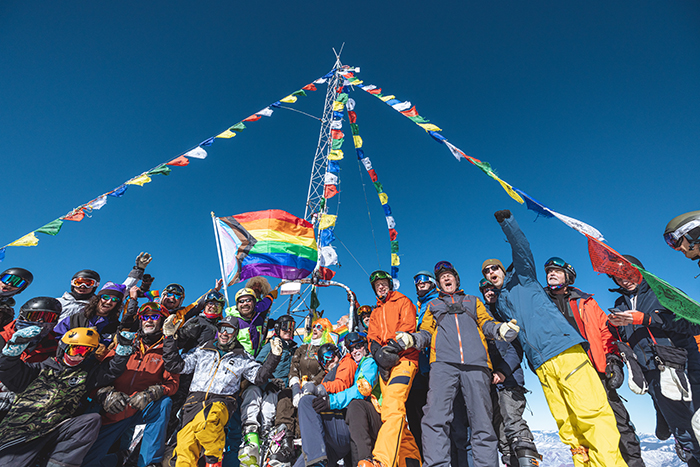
left=319, top=214, right=337, bottom=230
left=126, top=174, right=152, bottom=187
left=348, top=79, right=364, bottom=85
left=417, top=123, right=442, bottom=132
left=493, top=176, right=525, bottom=204
left=378, top=193, right=388, bottom=205
left=328, top=150, right=344, bottom=161
left=8, top=232, right=39, bottom=247
left=379, top=95, right=396, bottom=102
left=280, top=95, right=297, bottom=103
left=353, top=135, right=363, bottom=148
left=332, top=101, right=345, bottom=111
left=391, top=253, right=400, bottom=266
left=216, top=130, right=236, bottom=139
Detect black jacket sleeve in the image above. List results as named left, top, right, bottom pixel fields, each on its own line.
left=88, top=352, right=131, bottom=390
left=0, top=354, right=42, bottom=393
left=163, top=335, right=186, bottom=374
left=253, top=352, right=281, bottom=387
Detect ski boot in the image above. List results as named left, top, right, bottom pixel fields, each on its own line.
left=515, top=447, right=541, bottom=466
left=239, top=424, right=261, bottom=467
left=267, top=424, right=294, bottom=467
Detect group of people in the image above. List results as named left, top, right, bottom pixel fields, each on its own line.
left=0, top=209, right=698, bottom=467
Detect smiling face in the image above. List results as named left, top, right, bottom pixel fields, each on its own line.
left=350, top=344, right=367, bottom=363
left=0, top=282, right=20, bottom=293
left=97, top=295, right=118, bottom=316
left=161, top=293, right=183, bottom=311
left=481, top=287, right=498, bottom=304
left=237, top=295, right=255, bottom=318
left=311, top=323, right=324, bottom=339
left=438, top=272, right=458, bottom=294
left=373, top=279, right=391, bottom=299
left=483, top=265, right=505, bottom=289
left=218, top=325, right=236, bottom=345
left=546, top=268, right=568, bottom=288
left=140, top=312, right=162, bottom=334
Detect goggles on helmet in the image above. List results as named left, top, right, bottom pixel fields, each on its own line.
left=413, top=274, right=433, bottom=285
left=100, top=294, right=119, bottom=303
left=357, top=305, right=372, bottom=316
left=1, top=274, right=27, bottom=289
left=664, top=232, right=683, bottom=249
left=369, top=270, right=391, bottom=283
left=544, top=257, right=567, bottom=271
left=434, top=261, right=454, bottom=275
left=277, top=320, right=295, bottom=333
left=65, top=344, right=95, bottom=357
left=664, top=219, right=700, bottom=249
left=320, top=349, right=337, bottom=365
left=71, top=277, right=97, bottom=288
left=24, top=310, right=59, bottom=323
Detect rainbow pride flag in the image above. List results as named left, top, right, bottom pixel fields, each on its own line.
left=232, top=209, right=318, bottom=281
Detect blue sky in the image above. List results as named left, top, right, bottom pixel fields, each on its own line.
left=2, top=1, right=699, bottom=432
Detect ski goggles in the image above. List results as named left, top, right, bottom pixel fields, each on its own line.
left=357, top=305, right=372, bottom=316
left=319, top=350, right=338, bottom=365
left=71, top=277, right=97, bottom=288
left=218, top=325, right=237, bottom=335
left=664, top=219, right=700, bottom=249
left=277, top=320, right=295, bottom=332
left=163, top=292, right=183, bottom=299
left=544, top=257, right=567, bottom=270
left=664, top=232, right=684, bottom=249
left=99, top=294, right=120, bottom=303
left=434, top=261, right=454, bottom=275
left=140, top=314, right=161, bottom=322
left=413, top=274, right=433, bottom=285
left=65, top=344, right=95, bottom=357
left=369, top=270, right=391, bottom=283
left=24, top=310, right=59, bottom=323
left=1, top=274, right=27, bottom=289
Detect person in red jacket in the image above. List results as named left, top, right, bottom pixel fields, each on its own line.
left=81, top=301, right=179, bottom=467
left=359, top=270, right=421, bottom=467
left=543, top=257, right=645, bottom=467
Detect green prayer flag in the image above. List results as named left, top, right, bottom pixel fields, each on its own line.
left=391, top=240, right=399, bottom=253
left=374, top=181, right=384, bottom=193
left=36, top=219, right=64, bottom=236
left=310, top=287, right=320, bottom=311
left=331, top=138, right=344, bottom=150
left=336, top=93, right=349, bottom=104
left=350, top=123, right=359, bottom=135
left=292, top=89, right=307, bottom=97
left=408, top=115, right=430, bottom=124
left=635, top=266, right=700, bottom=324
left=147, top=164, right=171, bottom=176
left=230, top=122, right=246, bottom=132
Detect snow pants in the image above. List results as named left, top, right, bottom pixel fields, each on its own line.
left=0, top=412, right=101, bottom=467
left=374, top=359, right=421, bottom=467
left=346, top=398, right=382, bottom=466
left=81, top=396, right=172, bottom=467
left=294, top=394, right=351, bottom=467
left=405, top=371, right=428, bottom=456
left=275, top=388, right=300, bottom=437
left=450, top=388, right=473, bottom=467
left=602, top=381, right=645, bottom=467
left=240, top=384, right=278, bottom=434
left=422, top=362, right=496, bottom=467
left=535, top=345, right=625, bottom=467
left=176, top=401, right=230, bottom=466
left=492, top=385, right=538, bottom=464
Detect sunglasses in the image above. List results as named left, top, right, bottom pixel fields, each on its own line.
left=71, top=277, right=97, bottom=288
left=66, top=345, right=94, bottom=357
left=163, top=292, right=183, bottom=299
left=413, top=274, right=432, bottom=285
left=482, top=265, right=501, bottom=274
left=348, top=342, right=365, bottom=351
left=0, top=274, right=26, bottom=289
left=313, top=324, right=325, bottom=331
left=140, top=314, right=161, bottom=322
left=219, top=326, right=237, bottom=335
left=434, top=261, right=454, bottom=275
left=24, top=310, right=59, bottom=323
left=237, top=297, right=254, bottom=304
left=100, top=294, right=119, bottom=303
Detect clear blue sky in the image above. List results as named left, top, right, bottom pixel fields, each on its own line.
left=2, top=1, right=699, bottom=432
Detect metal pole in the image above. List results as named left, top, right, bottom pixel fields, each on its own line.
left=211, top=212, right=230, bottom=306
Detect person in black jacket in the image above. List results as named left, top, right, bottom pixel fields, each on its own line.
left=0, top=324, right=132, bottom=467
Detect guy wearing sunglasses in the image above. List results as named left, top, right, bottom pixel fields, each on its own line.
left=82, top=301, right=179, bottom=467
left=57, top=252, right=152, bottom=322
left=664, top=210, right=700, bottom=268
left=485, top=209, right=625, bottom=466
left=163, top=315, right=283, bottom=467
left=0, top=268, right=33, bottom=329
left=0, top=325, right=134, bottom=467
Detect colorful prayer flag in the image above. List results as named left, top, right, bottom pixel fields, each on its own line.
left=126, top=174, right=152, bottom=187
left=280, top=95, right=297, bottom=103
left=587, top=235, right=642, bottom=285
left=185, top=147, right=208, bottom=159
left=8, top=232, right=39, bottom=247
left=36, top=219, right=64, bottom=236
left=167, top=155, right=190, bottom=166
left=635, top=266, right=700, bottom=325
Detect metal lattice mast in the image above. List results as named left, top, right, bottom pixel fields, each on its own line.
left=303, top=55, right=344, bottom=223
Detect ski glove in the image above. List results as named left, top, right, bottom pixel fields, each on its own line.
left=302, top=382, right=317, bottom=395
left=494, top=210, right=512, bottom=223
left=265, top=378, right=286, bottom=393
left=292, top=383, right=303, bottom=408
left=498, top=320, right=519, bottom=342
left=96, top=386, right=129, bottom=414
left=115, top=330, right=136, bottom=356
left=312, top=395, right=331, bottom=413
left=135, top=252, right=152, bottom=270
left=129, top=384, right=165, bottom=411
left=605, top=353, right=625, bottom=390
left=315, top=384, right=327, bottom=397
left=2, top=325, right=41, bottom=356
left=270, top=337, right=283, bottom=356
left=163, top=314, right=179, bottom=338
left=395, top=332, right=414, bottom=350
left=178, top=320, right=201, bottom=341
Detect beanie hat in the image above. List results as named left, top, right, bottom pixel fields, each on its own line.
left=481, top=259, right=505, bottom=276
left=98, top=282, right=126, bottom=300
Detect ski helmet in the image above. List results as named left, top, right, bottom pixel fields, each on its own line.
left=19, top=297, right=62, bottom=324
left=434, top=261, right=460, bottom=288
left=274, top=315, right=296, bottom=335
left=317, top=343, right=340, bottom=367
left=59, top=327, right=100, bottom=365
left=163, top=283, right=185, bottom=299
left=344, top=331, right=366, bottom=350
left=0, top=268, right=33, bottom=295
left=235, top=287, right=257, bottom=303
left=369, top=270, right=393, bottom=291
left=544, top=257, right=577, bottom=286
left=413, top=270, right=437, bottom=288
left=664, top=211, right=700, bottom=250
left=357, top=305, right=373, bottom=319
left=71, top=270, right=100, bottom=291
left=203, top=291, right=226, bottom=318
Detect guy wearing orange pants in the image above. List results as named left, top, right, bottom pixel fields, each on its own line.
left=359, top=270, right=421, bottom=467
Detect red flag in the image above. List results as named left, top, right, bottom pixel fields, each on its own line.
left=587, top=235, right=642, bottom=284
left=367, top=88, right=382, bottom=95
left=243, top=114, right=262, bottom=122
left=368, top=169, right=378, bottom=182
left=302, top=83, right=317, bottom=91
left=389, top=229, right=398, bottom=241
left=318, top=267, right=336, bottom=280
left=348, top=111, right=357, bottom=123
left=64, top=210, right=85, bottom=222
left=331, top=130, right=344, bottom=140
left=400, top=106, right=419, bottom=117
left=324, top=185, right=338, bottom=199
left=167, top=155, right=190, bottom=167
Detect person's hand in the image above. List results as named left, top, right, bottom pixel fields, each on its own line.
left=270, top=337, right=283, bottom=356
left=492, top=371, right=506, bottom=384
left=499, top=319, right=519, bottom=342
left=214, top=279, right=223, bottom=292
left=115, top=330, right=136, bottom=356
left=129, top=286, right=140, bottom=300
left=312, top=395, right=331, bottom=413
left=163, top=315, right=179, bottom=338
left=374, top=345, right=400, bottom=370
left=395, top=332, right=414, bottom=350
left=302, top=382, right=316, bottom=395
left=135, top=252, right=152, bottom=270
left=179, top=321, right=201, bottom=341
left=606, top=354, right=625, bottom=390
left=494, top=210, right=512, bottom=223
left=96, top=386, right=129, bottom=414
left=2, top=325, right=41, bottom=356
left=292, top=383, right=303, bottom=408
left=129, top=385, right=164, bottom=410
left=608, top=311, right=635, bottom=327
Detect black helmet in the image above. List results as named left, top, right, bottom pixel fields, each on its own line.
left=274, top=315, right=296, bottom=335
left=163, top=283, right=185, bottom=299
left=433, top=260, right=461, bottom=289
left=19, top=296, right=62, bottom=324
left=345, top=331, right=366, bottom=350
left=369, top=270, right=393, bottom=291
left=544, top=257, right=577, bottom=286
left=72, top=269, right=101, bottom=282
left=622, top=255, right=644, bottom=270
left=317, top=343, right=340, bottom=367
left=204, top=291, right=225, bottom=305
left=664, top=211, right=700, bottom=249
left=0, top=267, right=34, bottom=294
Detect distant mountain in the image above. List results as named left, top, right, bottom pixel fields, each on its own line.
left=530, top=431, right=683, bottom=467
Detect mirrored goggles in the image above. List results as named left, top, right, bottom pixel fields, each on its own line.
left=369, top=270, right=391, bottom=283
left=1, top=274, right=26, bottom=289
left=163, top=292, right=183, bottom=299
left=71, top=277, right=97, bottom=288
left=434, top=261, right=454, bottom=275
left=277, top=321, right=296, bottom=332
left=100, top=294, right=119, bottom=303
left=140, top=314, right=161, bottom=322
left=24, top=310, right=59, bottom=323
left=413, top=274, right=432, bottom=285
left=320, top=350, right=337, bottom=365
left=66, top=344, right=95, bottom=357
left=664, top=232, right=683, bottom=249
left=544, top=257, right=567, bottom=270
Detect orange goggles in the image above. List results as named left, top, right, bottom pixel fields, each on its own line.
left=66, top=345, right=94, bottom=357
left=71, top=277, right=97, bottom=288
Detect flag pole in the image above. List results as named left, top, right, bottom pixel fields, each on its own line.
left=211, top=212, right=230, bottom=306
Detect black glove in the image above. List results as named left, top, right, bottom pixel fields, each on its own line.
left=374, top=345, right=400, bottom=370
left=494, top=210, right=512, bottom=223
left=312, top=395, right=331, bottom=413
left=266, top=378, right=286, bottom=392
left=606, top=353, right=624, bottom=390
left=179, top=321, right=201, bottom=341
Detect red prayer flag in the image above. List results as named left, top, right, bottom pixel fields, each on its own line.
left=348, top=111, right=357, bottom=123
left=586, top=235, right=642, bottom=285
left=64, top=210, right=85, bottom=222
left=243, top=114, right=262, bottom=122
left=331, top=130, right=344, bottom=140
left=302, top=83, right=317, bottom=91
left=367, top=88, right=382, bottom=95
left=368, top=169, right=378, bottom=182
left=400, top=106, right=419, bottom=117
left=167, top=155, right=190, bottom=167
left=318, top=267, right=336, bottom=280
left=389, top=229, right=398, bottom=241
left=324, top=185, right=339, bottom=199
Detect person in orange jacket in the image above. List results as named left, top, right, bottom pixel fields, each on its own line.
left=359, top=270, right=421, bottom=467
left=543, top=256, right=645, bottom=467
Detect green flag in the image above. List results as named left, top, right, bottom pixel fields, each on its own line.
left=374, top=181, right=384, bottom=193
left=310, top=287, right=320, bottom=311
left=391, top=240, right=399, bottom=253
left=36, top=219, right=64, bottom=236
left=635, top=266, right=700, bottom=324
left=230, top=122, right=246, bottom=132
left=336, top=93, right=349, bottom=104
left=408, top=115, right=430, bottom=124
left=292, top=89, right=307, bottom=97
left=331, top=138, right=344, bottom=150
left=147, top=164, right=171, bottom=176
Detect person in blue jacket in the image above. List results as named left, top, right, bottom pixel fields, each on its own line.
left=483, top=209, right=624, bottom=467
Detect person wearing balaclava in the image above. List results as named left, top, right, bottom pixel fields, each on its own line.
left=0, top=268, right=33, bottom=329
